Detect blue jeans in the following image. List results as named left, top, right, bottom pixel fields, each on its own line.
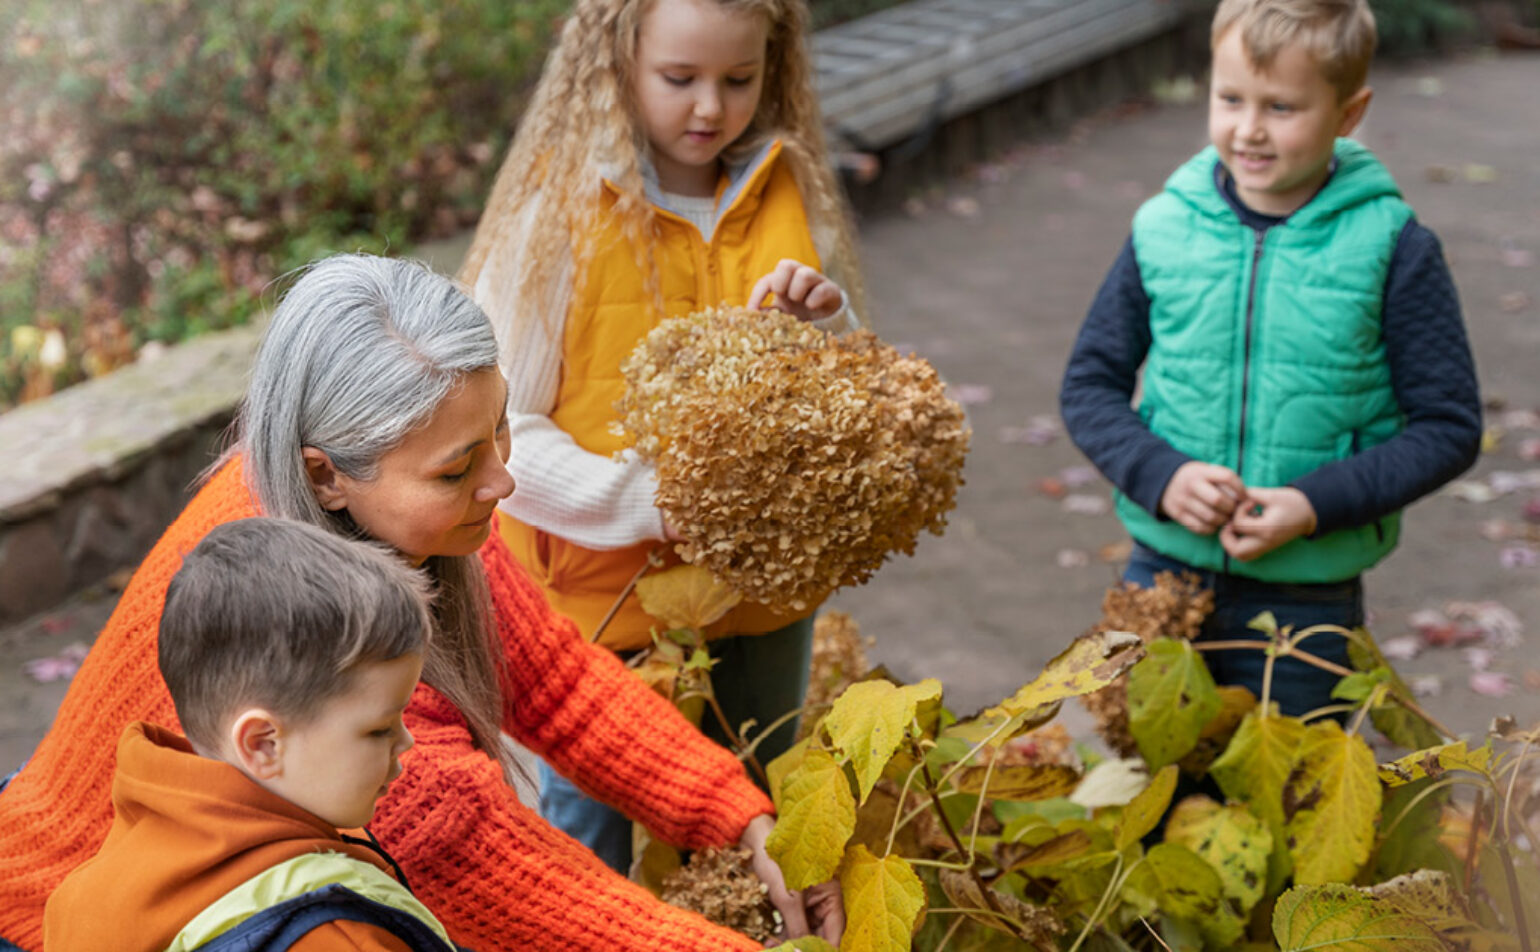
left=1123, top=543, right=1361, bottom=718
left=540, top=616, right=816, bottom=874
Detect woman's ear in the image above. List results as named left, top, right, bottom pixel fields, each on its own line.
left=229, top=709, right=285, bottom=780
left=302, top=446, right=349, bottom=512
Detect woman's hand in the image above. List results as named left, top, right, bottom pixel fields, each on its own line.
left=748, top=259, right=844, bottom=323
left=739, top=814, right=845, bottom=945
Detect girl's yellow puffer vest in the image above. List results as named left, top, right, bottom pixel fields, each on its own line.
left=500, top=141, right=823, bottom=651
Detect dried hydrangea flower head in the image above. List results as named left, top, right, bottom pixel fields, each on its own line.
left=616, top=306, right=970, bottom=611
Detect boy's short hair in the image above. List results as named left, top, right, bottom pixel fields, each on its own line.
left=159, top=518, right=433, bottom=750
left=1212, top=0, right=1377, bottom=100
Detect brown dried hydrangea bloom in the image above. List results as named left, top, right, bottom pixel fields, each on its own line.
left=1079, top=571, right=1214, bottom=756
left=616, top=306, right=970, bottom=611
left=659, top=846, right=777, bottom=943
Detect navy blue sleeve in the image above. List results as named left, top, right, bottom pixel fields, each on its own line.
left=1291, top=220, right=1482, bottom=534
left=1059, top=236, right=1193, bottom=516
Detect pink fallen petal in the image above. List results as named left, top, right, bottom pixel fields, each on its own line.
left=1470, top=671, right=1515, bottom=697
left=999, top=415, right=1061, bottom=446
left=1524, top=497, right=1540, bottom=525
left=1499, top=409, right=1540, bottom=430
left=1062, top=170, right=1088, bottom=190
left=1380, top=635, right=1422, bottom=661
left=1480, top=519, right=1517, bottom=542
left=22, top=643, right=89, bottom=683
left=1408, top=608, right=1450, bottom=634
left=1447, top=600, right=1525, bottom=648
left=1489, top=470, right=1540, bottom=495
left=1059, top=465, right=1099, bottom=488
left=1521, top=439, right=1540, bottom=462
left=1408, top=674, right=1444, bottom=698
left=1500, top=545, right=1540, bottom=569
left=1464, top=647, right=1495, bottom=671
left=1062, top=493, right=1111, bottom=516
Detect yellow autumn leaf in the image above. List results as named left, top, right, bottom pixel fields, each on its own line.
left=1004, top=829, right=1095, bottom=873
left=1378, top=740, right=1494, bottom=787
left=840, top=845, right=926, bottom=952
left=1210, top=705, right=1306, bottom=888
left=766, top=748, right=856, bottom=889
left=635, top=564, right=742, bottom=631
left=985, top=630, right=1142, bottom=720
left=951, top=763, right=1081, bottom=802
left=825, top=679, right=942, bottom=802
left=766, top=735, right=811, bottom=808
left=936, top=868, right=1064, bottom=947
left=1119, top=842, right=1227, bottom=928
left=1163, top=795, right=1273, bottom=915
left=1284, top=721, right=1381, bottom=885
left=766, top=940, right=838, bottom=952
left=1114, top=763, right=1178, bottom=850
left=1273, top=883, right=1445, bottom=951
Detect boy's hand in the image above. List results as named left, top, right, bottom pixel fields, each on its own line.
left=749, top=259, right=844, bottom=322
left=1220, top=486, right=1318, bottom=561
left=1159, top=462, right=1245, bottom=536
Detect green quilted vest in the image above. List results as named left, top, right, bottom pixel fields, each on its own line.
left=1119, top=139, right=1412, bottom=582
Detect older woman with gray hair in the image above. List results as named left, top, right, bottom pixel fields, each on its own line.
left=0, top=254, right=832, bottom=952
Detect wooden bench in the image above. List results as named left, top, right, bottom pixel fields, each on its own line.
left=814, top=0, right=1203, bottom=153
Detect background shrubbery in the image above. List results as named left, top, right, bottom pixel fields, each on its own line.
left=0, top=0, right=1492, bottom=411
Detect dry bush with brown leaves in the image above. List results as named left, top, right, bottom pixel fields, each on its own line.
left=616, top=306, right=969, bottom=611
left=1078, top=571, right=1214, bottom=755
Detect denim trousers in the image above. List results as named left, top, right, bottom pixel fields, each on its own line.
left=539, top=615, right=815, bottom=874
left=1123, top=543, right=1362, bottom=718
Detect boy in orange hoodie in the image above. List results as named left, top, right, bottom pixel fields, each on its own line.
left=44, top=517, right=458, bottom=951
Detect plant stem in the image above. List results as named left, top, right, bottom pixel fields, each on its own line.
left=933, top=914, right=966, bottom=952
left=886, top=762, right=923, bottom=857
left=1463, top=788, right=1485, bottom=889
left=590, top=548, right=663, bottom=643
left=705, top=689, right=770, bottom=788
left=1501, top=734, right=1535, bottom=843
left=1065, top=854, right=1126, bottom=952
left=1194, top=640, right=1354, bottom=678
left=920, top=760, right=1022, bottom=939
left=1497, top=833, right=1534, bottom=952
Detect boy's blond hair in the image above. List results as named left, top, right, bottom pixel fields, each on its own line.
left=1212, top=0, right=1377, bottom=100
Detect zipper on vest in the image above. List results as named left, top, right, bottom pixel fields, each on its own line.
left=1228, top=227, right=1267, bottom=574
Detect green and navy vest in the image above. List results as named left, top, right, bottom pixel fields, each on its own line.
left=1120, top=139, right=1413, bottom=582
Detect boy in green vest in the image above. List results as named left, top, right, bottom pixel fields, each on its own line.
left=1060, top=0, right=1481, bottom=716
left=44, top=518, right=460, bottom=951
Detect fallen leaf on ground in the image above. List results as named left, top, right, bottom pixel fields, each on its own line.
left=1464, top=163, right=1499, bottom=184
left=1445, top=601, right=1524, bottom=648
left=1057, top=548, right=1090, bottom=569
left=1498, top=409, right=1540, bottom=430
left=1062, top=494, right=1111, bottom=516
left=1483, top=428, right=1502, bottom=453
left=1379, top=635, right=1422, bottom=661
left=948, top=383, right=992, bottom=405
left=1526, top=670, right=1540, bottom=690
left=1500, top=241, right=1534, bottom=269
left=1480, top=519, right=1516, bottom=541
left=1035, top=476, right=1066, bottom=498
left=1463, top=647, right=1494, bottom=672
left=1488, top=470, right=1540, bottom=494
left=946, top=196, right=981, bottom=219
left=1445, top=480, right=1497, bottom=503
left=999, top=415, right=1060, bottom=445
left=1524, top=497, right=1540, bottom=524
left=1408, top=674, right=1444, bottom=697
left=1425, top=165, right=1456, bottom=183
left=1060, top=465, right=1098, bottom=488
left=1099, top=540, right=1133, bottom=563
left=1500, top=292, right=1532, bottom=314
left=1415, top=76, right=1444, bottom=97
left=1470, top=671, right=1514, bottom=697
left=1520, top=438, right=1540, bottom=461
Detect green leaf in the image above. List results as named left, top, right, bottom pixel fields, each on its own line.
left=825, top=679, right=942, bottom=802
left=1120, top=842, right=1225, bottom=923
left=1114, top=764, right=1178, bottom=851
left=1345, top=627, right=1445, bottom=750
left=1273, top=883, right=1445, bottom=951
left=839, top=845, right=926, bottom=952
left=1248, top=610, right=1280, bottom=635
left=951, top=763, right=1082, bottom=802
left=1373, top=781, right=1459, bottom=883
left=1331, top=665, right=1391, bottom=703
left=1210, top=706, right=1305, bottom=886
left=1283, top=721, right=1381, bottom=885
left=985, top=630, right=1143, bottom=720
left=1127, top=638, right=1222, bottom=770
left=766, top=748, right=856, bottom=889
left=1378, top=740, right=1494, bottom=787
left=1163, top=796, right=1272, bottom=915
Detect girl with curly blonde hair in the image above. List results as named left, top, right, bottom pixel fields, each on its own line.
left=458, top=0, right=863, bottom=893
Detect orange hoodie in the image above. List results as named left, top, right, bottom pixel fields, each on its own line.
left=44, top=722, right=422, bottom=952
left=0, top=458, right=770, bottom=952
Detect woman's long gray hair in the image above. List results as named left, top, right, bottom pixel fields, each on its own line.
left=237, top=253, right=514, bottom=781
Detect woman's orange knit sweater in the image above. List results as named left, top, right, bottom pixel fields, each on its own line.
left=0, top=459, right=770, bottom=951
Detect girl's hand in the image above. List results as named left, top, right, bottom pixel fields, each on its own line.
left=749, top=259, right=844, bottom=322
left=739, top=814, right=845, bottom=945
left=1220, top=486, right=1317, bottom=561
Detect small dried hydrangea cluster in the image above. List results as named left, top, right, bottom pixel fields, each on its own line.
left=616, top=306, right=970, bottom=610
left=659, top=847, right=777, bottom=943
left=1079, top=571, right=1214, bottom=756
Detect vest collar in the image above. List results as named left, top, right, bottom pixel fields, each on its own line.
left=1167, top=139, right=1401, bottom=226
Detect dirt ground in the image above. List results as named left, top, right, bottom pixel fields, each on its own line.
left=3, top=51, right=1538, bottom=772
